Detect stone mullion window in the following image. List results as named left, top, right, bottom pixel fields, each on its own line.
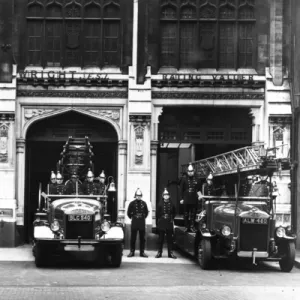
left=26, top=0, right=121, bottom=68
left=159, top=0, right=256, bottom=70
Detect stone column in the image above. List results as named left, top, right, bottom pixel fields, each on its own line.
left=150, top=140, right=158, bottom=226
left=117, top=140, right=127, bottom=223
left=250, top=107, right=264, bottom=149
left=16, top=138, right=25, bottom=228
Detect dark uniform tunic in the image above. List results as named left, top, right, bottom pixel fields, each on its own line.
left=202, top=182, right=216, bottom=196
left=81, top=182, right=101, bottom=195
left=127, top=199, right=149, bottom=252
left=180, top=175, right=201, bottom=228
left=157, top=200, right=176, bottom=253
left=49, top=183, right=64, bottom=195
left=63, top=180, right=83, bottom=195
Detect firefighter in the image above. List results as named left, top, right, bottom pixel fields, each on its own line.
left=52, top=171, right=65, bottom=195
left=241, top=175, right=254, bottom=196
left=82, top=169, right=100, bottom=195
left=201, top=172, right=216, bottom=196
left=64, top=172, right=82, bottom=195
left=180, top=163, right=202, bottom=233
left=98, top=170, right=106, bottom=195
left=155, top=188, right=177, bottom=259
left=49, top=171, right=57, bottom=194
left=127, top=188, right=149, bottom=258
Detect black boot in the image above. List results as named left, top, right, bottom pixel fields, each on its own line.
left=127, top=250, right=135, bottom=257
left=140, top=252, right=148, bottom=258
left=168, top=251, right=177, bottom=259
left=155, top=251, right=162, bottom=258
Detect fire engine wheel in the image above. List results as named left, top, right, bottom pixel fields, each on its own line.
left=35, top=245, right=50, bottom=268
left=197, top=239, right=212, bottom=270
left=279, top=241, right=295, bottom=272
left=109, top=245, right=122, bottom=268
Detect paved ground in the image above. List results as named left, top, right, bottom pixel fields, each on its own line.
left=0, top=246, right=299, bottom=300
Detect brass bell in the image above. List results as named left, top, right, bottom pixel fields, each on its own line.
left=107, top=180, right=116, bottom=192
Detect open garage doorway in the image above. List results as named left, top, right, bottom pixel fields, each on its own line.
left=25, top=111, right=118, bottom=243
left=157, top=106, right=252, bottom=215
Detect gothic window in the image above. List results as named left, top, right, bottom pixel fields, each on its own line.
left=160, top=0, right=256, bottom=69
left=26, top=0, right=121, bottom=68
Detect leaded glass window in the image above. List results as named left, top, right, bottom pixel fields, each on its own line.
left=160, top=0, right=256, bottom=69
left=26, top=0, right=121, bottom=68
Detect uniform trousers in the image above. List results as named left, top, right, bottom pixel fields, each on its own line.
left=157, top=229, right=173, bottom=252
left=184, top=204, right=197, bottom=228
left=130, top=229, right=146, bottom=252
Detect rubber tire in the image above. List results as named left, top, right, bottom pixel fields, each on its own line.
left=197, top=239, right=212, bottom=270
left=110, top=245, right=123, bottom=268
left=279, top=241, right=295, bottom=272
left=34, top=245, right=47, bottom=268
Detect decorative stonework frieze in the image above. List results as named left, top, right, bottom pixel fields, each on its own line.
left=152, top=92, right=265, bottom=100
left=269, top=116, right=292, bottom=125
left=24, top=109, right=54, bottom=120
left=89, top=109, right=120, bottom=121
left=17, top=90, right=128, bottom=98
left=129, top=114, right=151, bottom=124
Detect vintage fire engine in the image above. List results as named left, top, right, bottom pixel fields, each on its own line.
left=174, top=145, right=296, bottom=272
left=32, top=137, right=124, bottom=267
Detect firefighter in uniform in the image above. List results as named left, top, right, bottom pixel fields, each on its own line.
left=82, top=169, right=100, bottom=195
left=180, top=163, right=201, bottom=233
left=98, top=170, right=106, bottom=195
left=64, top=172, right=83, bottom=195
left=49, top=171, right=57, bottom=194
left=51, top=171, right=65, bottom=195
left=155, top=188, right=177, bottom=259
left=241, top=175, right=254, bottom=196
left=201, top=172, right=216, bottom=197
left=127, top=188, right=149, bottom=258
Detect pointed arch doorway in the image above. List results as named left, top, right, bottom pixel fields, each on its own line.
left=24, top=111, right=119, bottom=242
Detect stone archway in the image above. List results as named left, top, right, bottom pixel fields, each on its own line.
left=15, top=107, right=127, bottom=243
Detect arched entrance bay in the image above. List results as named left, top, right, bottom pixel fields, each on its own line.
left=24, top=111, right=118, bottom=242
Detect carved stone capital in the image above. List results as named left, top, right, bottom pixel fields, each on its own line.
left=16, top=138, right=26, bottom=154
left=118, top=140, right=127, bottom=155
left=129, top=114, right=151, bottom=126
left=150, top=141, right=159, bottom=156
left=269, top=115, right=292, bottom=125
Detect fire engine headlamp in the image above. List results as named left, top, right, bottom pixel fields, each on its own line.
left=50, top=219, right=60, bottom=232
left=221, top=225, right=231, bottom=237
left=276, top=226, right=286, bottom=238
left=101, top=221, right=111, bottom=233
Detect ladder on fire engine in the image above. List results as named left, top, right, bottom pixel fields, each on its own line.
left=182, top=145, right=288, bottom=178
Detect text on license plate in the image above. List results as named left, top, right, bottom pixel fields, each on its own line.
left=242, top=218, right=268, bottom=224
left=68, top=215, right=92, bottom=221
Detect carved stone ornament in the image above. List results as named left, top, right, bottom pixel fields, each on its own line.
left=89, top=109, right=120, bottom=121
left=24, top=109, right=54, bottom=120
left=0, top=123, right=9, bottom=163
left=152, top=92, right=265, bottom=100
left=134, top=125, right=145, bottom=165
left=17, top=90, right=128, bottom=98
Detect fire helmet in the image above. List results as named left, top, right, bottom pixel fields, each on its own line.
left=87, top=168, right=94, bottom=178
left=207, top=173, right=213, bottom=180
left=187, top=163, right=194, bottom=172
left=50, top=171, right=56, bottom=180
left=99, top=170, right=106, bottom=179
left=56, top=171, right=63, bottom=180
left=134, top=188, right=143, bottom=198
left=162, top=188, right=169, bottom=197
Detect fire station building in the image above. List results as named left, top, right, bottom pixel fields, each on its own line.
left=0, top=0, right=294, bottom=248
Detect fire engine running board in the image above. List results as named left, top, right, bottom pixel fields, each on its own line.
left=237, top=251, right=268, bottom=258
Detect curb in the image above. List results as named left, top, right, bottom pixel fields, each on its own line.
left=294, top=259, right=300, bottom=269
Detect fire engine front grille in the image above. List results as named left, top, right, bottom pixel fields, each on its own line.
left=239, top=220, right=268, bottom=251
left=65, top=217, right=94, bottom=239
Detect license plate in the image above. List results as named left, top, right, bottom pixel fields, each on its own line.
left=68, top=215, right=92, bottom=221
left=242, top=218, right=268, bottom=224
left=64, top=245, right=94, bottom=251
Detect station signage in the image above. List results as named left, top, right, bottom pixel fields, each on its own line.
left=160, top=74, right=255, bottom=82
left=18, top=70, right=109, bottom=80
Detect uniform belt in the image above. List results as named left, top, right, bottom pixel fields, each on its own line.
left=188, top=188, right=195, bottom=192
left=134, top=214, right=144, bottom=219
left=162, top=214, right=171, bottom=219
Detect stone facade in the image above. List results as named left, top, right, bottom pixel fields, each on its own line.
left=0, top=0, right=294, bottom=248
